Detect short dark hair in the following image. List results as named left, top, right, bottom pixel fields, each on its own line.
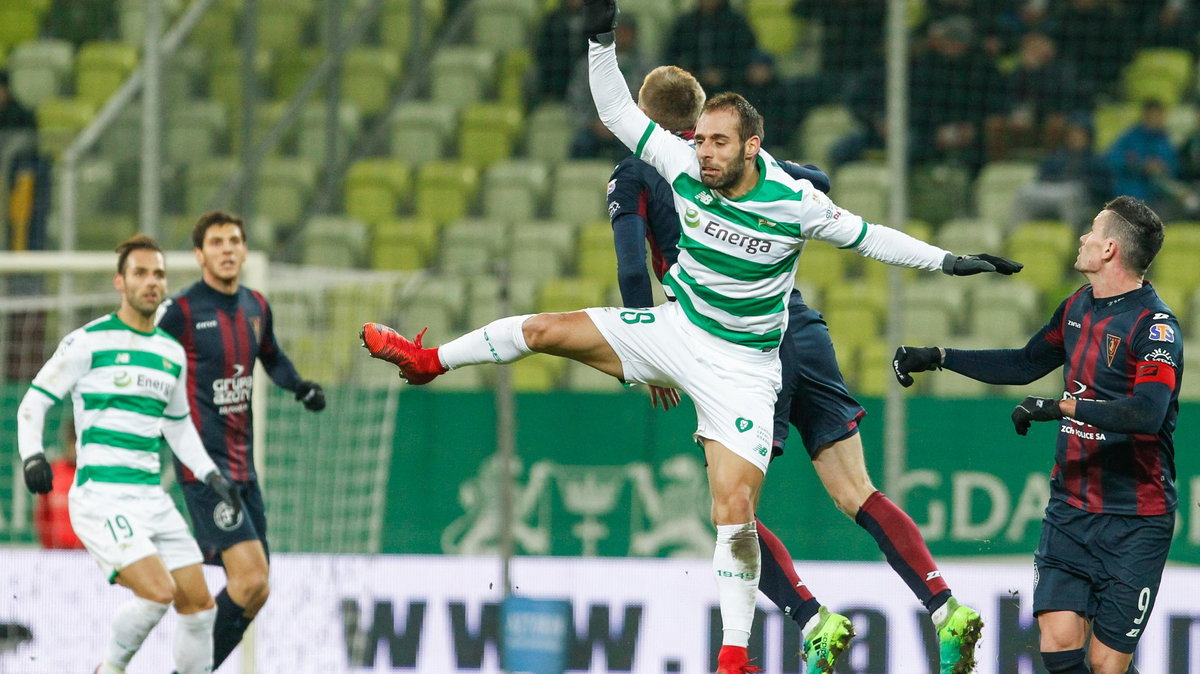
left=702, top=92, right=765, bottom=144
left=191, top=210, right=246, bottom=249
left=1103, top=195, right=1163, bottom=275
left=638, top=66, right=706, bottom=133
left=115, top=234, right=163, bottom=275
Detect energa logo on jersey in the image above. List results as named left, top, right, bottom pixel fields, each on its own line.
left=213, top=363, right=253, bottom=410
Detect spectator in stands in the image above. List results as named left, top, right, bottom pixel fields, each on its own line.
left=1169, top=105, right=1200, bottom=215
left=988, top=32, right=1094, bottom=160
left=1130, top=0, right=1200, bottom=50
left=1012, top=114, right=1113, bottom=228
left=568, top=18, right=650, bottom=162
left=791, top=0, right=885, bottom=86
left=737, top=51, right=806, bottom=152
left=42, top=0, right=118, bottom=47
left=0, top=72, right=37, bottom=131
left=534, top=0, right=588, bottom=102
left=827, top=64, right=887, bottom=169
left=1051, top=0, right=1132, bottom=90
left=664, top=0, right=757, bottom=93
left=909, top=15, right=1007, bottom=173
left=1106, top=99, right=1181, bottom=215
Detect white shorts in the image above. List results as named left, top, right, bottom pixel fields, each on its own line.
left=584, top=302, right=780, bottom=473
left=69, top=483, right=203, bottom=583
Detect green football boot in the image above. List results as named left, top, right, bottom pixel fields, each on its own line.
left=936, top=597, right=984, bottom=674
left=802, top=606, right=854, bottom=674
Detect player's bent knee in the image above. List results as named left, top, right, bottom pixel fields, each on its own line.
left=141, top=581, right=177, bottom=605
left=521, top=314, right=560, bottom=352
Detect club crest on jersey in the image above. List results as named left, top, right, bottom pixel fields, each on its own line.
left=1105, top=334, right=1121, bottom=367
left=214, top=501, right=244, bottom=531
left=606, top=179, right=616, bottom=195
left=1149, top=324, right=1175, bottom=342
left=735, top=417, right=753, bottom=432
left=757, top=218, right=777, bottom=228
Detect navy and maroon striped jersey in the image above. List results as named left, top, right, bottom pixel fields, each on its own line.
left=158, top=280, right=303, bottom=483
left=947, top=283, right=1183, bottom=515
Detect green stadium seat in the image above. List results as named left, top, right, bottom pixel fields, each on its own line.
left=796, top=241, right=847, bottom=289
left=430, top=46, right=498, bottom=108
left=1166, top=221, right=1200, bottom=254
left=458, top=102, right=524, bottom=169
left=258, top=0, right=312, bottom=51
left=578, top=220, right=614, bottom=250
left=511, top=220, right=575, bottom=262
left=551, top=160, right=619, bottom=224
left=929, top=366, right=990, bottom=398
left=507, top=240, right=566, bottom=283
left=379, top=0, right=441, bottom=52
left=256, top=158, right=319, bottom=224
left=936, top=217, right=1004, bottom=254
left=167, top=100, right=228, bottom=164
left=78, top=214, right=135, bottom=251
left=272, top=48, right=324, bottom=99
left=795, top=105, right=858, bottom=169
left=831, top=161, right=890, bottom=224
left=398, top=295, right=460, bottom=345
left=1007, top=246, right=1069, bottom=295
left=537, top=277, right=608, bottom=312
left=856, top=341, right=891, bottom=397
left=404, top=272, right=469, bottom=317
left=117, top=0, right=186, bottom=44
left=901, top=304, right=954, bottom=344
left=390, top=101, right=458, bottom=164
left=905, top=279, right=967, bottom=315
left=75, top=42, right=139, bottom=108
left=973, top=161, right=1038, bottom=230
left=0, top=8, right=41, bottom=48
left=53, top=159, right=117, bottom=236
left=1148, top=249, right=1200, bottom=294
left=1125, top=72, right=1186, bottom=106
left=98, top=104, right=143, bottom=165
left=746, top=0, right=800, bottom=57
left=342, top=48, right=403, bottom=117
left=575, top=241, right=618, bottom=285
left=299, top=102, right=361, bottom=162
left=442, top=218, right=508, bottom=256
left=415, top=161, right=480, bottom=225
left=185, top=156, right=239, bottom=215
left=1094, top=102, right=1139, bottom=151
left=1146, top=283, right=1186, bottom=321
left=208, top=49, right=274, bottom=112
left=189, top=6, right=237, bottom=50
left=345, top=158, right=411, bottom=225
left=472, top=0, right=540, bottom=51
left=373, top=217, right=440, bottom=264
left=1122, top=48, right=1193, bottom=104
left=512, top=356, right=564, bottom=391
left=497, top=48, right=533, bottom=107
left=825, top=281, right=886, bottom=316
left=483, top=159, right=550, bottom=222
left=8, top=39, right=74, bottom=106
left=36, top=98, right=97, bottom=159
left=1007, top=220, right=1074, bottom=259
left=525, top=102, right=573, bottom=165
left=823, top=305, right=881, bottom=354
left=911, top=162, right=972, bottom=226
left=300, top=216, right=369, bottom=268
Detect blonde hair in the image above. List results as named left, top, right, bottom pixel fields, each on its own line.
left=637, top=66, right=706, bottom=132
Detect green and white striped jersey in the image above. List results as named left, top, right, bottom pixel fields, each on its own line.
left=23, top=313, right=210, bottom=489
left=589, top=41, right=948, bottom=350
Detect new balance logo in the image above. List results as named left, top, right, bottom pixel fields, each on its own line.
left=926, top=570, right=942, bottom=581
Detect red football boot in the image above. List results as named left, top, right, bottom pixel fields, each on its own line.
left=716, top=645, right=763, bottom=674
left=360, top=323, right=447, bottom=385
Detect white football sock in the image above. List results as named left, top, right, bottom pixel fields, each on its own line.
left=438, top=314, right=534, bottom=369
left=713, top=521, right=760, bottom=647
left=105, top=596, right=170, bottom=670
left=174, top=606, right=217, bottom=674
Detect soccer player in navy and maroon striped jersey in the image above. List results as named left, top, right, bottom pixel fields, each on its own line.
left=158, top=211, right=326, bottom=668
left=894, top=196, right=1181, bottom=674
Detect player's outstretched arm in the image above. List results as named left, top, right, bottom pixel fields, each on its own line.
left=942, top=253, right=1024, bottom=276
left=891, top=346, right=943, bottom=387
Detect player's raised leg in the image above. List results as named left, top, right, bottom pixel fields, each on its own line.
left=813, top=437, right=982, bottom=673
left=361, top=311, right=625, bottom=383
left=756, top=519, right=853, bottom=674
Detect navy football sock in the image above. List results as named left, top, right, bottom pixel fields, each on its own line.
left=756, top=518, right=820, bottom=627
left=1041, top=648, right=1088, bottom=673
left=855, top=491, right=951, bottom=612
left=213, top=588, right=254, bottom=667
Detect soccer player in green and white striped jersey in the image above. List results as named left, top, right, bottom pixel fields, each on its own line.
left=360, top=3, right=1019, bottom=672
left=17, top=235, right=241, bottom=674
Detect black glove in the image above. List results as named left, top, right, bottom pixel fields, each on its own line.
left=295, top=380, right=325, bottom=411
left=1011, top=396, right=1063, bottom=436
left=583, top=0, right=618, bottom=45
left=23, top=453, right=53, bottom=494
left=205, top=472, right=243, bottom=518
left=942, top=253, right=1024, bottom=276
left=892, top=346, right=942, bottom=388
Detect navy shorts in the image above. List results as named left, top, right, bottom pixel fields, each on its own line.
left=181, top=480, right=270, bottom=566
left=773, top=291, right=866, bottom=459
left=1033, top=498, right=1174, bottom=653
